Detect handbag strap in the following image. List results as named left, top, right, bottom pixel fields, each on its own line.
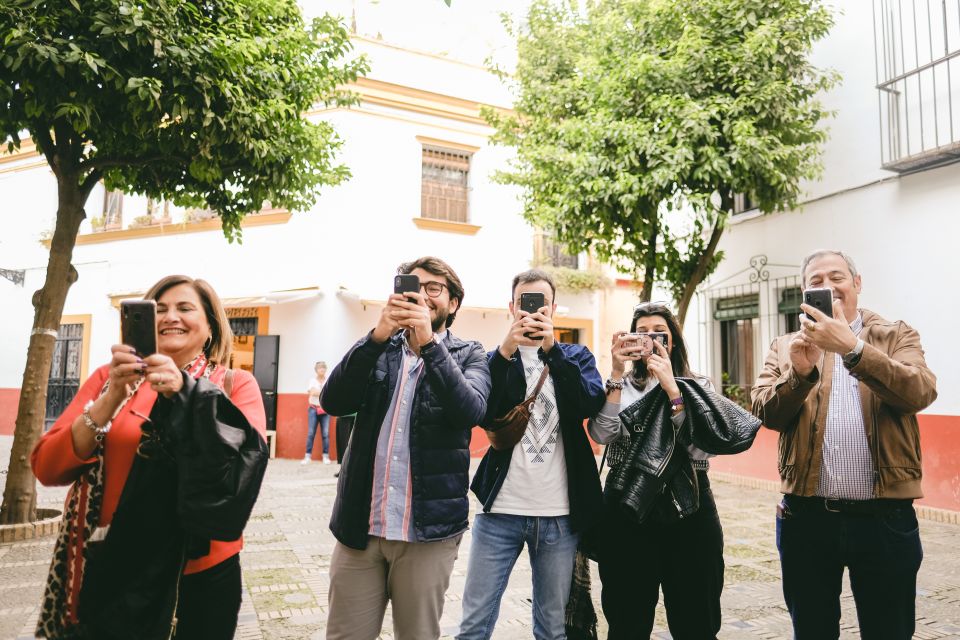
left=526, top=363, right=550, bottom=405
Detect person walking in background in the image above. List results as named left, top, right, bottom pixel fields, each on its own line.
left=303, top=361, right=330, bottom=464
left=752, top=249, right=937, bottom=640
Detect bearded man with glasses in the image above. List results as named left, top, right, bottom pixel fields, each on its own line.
left=321, top=256, right=492, bottom=640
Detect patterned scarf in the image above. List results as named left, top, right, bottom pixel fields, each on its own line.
left=36, top=353, right=216, bottom=639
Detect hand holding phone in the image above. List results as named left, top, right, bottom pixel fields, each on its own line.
left=121, top=300, right=158, bottom=357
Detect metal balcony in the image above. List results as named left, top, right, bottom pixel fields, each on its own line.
left=873, top=0, right=960, bottom=172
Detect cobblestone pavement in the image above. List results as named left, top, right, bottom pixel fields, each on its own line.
left=2, top=436, right=960, bottom=639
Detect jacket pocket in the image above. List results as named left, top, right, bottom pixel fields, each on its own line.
left=778, top=429, right=797, bottom=475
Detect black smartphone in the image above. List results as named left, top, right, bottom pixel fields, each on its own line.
left=519, top=292, right=546, bottom=340
left=121, top=300, right=158, bottom=357
left=803, top=287, right=833, bottom=322
left=394, top=274, right=420, bottom=298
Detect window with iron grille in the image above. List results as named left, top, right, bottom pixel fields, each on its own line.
left=873, top=0, right=960, bottom=171
left=46, top=323, right=84, bottom=431
left=732, top=193, right=755, bottom=215
left=779, top=286, right=803, bottom=334
left=715, top=294, right=759, bottom=406
left=421, top=146, right=470, bottom=223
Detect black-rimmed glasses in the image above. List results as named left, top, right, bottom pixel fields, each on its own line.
left=421, top=281, right=448, bottom=298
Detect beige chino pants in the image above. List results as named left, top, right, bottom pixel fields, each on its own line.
left=326, top=534, right=462, bottom=640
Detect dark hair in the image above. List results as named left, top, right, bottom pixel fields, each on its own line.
left=397, top=256, right=464, bottom=328
left=511, top=268, right=556, bottom=301
left=144, top=275, right=233, bottom=364
left=629, top=302, right=693, bottom=384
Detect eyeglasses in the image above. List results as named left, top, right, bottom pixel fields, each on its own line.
left=420, top=281, right=448, bottom=298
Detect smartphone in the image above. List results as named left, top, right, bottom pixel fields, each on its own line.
left=519, top=292, right=546, bottom=341
left=625, top=331, right=668, bottom=357
left=394, top=274, right=420, bottom=298
left=121, top=300, right=158, bottom=357
left=803, top=287, right=833, bottom=322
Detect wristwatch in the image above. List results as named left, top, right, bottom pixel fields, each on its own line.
left=842, top=338, right=865, bottom=368
left=420, top=334, right=441, bottom=353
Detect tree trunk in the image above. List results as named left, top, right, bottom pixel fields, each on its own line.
left=675, top=192, right=733, bottom=326
left=0, top=176, right=86, bottom=525
left=638, top=216, right=659, bottom=302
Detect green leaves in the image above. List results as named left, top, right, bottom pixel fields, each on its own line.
left=489, top=0, right=836, bottom=314
left=0, top=0, right=369, bottom=242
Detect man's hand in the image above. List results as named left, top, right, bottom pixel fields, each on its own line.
left=499, top=312, right=539, bottom=359
left=788, top=331, right=823, bottom=379
left=524, top=307, right=555, bottom=352
left=800, top=299, right=858, bottom=354
left=390, top=291, right=433, bottom=350
left=371, top=293, right=408, bottom=343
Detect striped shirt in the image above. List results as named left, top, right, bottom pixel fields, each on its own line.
left=816, top=314, right=873, bottom=500
left=368, top=334, right=437, bottom=541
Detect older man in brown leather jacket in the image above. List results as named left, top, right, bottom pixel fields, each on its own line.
left=751, top=249, right=937, bottom=640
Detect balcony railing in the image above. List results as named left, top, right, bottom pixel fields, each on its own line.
left=873, top=0, right=960, bottom=171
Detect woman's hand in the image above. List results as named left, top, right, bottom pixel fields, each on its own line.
left=106, top=344, right=145, bottom=404
left=610, top=331, right=639, bottom=379
left=143, top=353, right=184, bottom=398
left=645, top=340, right=680, bottom=400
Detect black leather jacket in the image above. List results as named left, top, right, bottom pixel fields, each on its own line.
left=605, top=377, right=760, bottom=523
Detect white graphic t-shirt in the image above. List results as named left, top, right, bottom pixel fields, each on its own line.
left=490, top=346, right=569, bottom=516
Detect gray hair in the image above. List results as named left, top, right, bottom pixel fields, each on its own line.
left=800, top=250, right=858, bottom=286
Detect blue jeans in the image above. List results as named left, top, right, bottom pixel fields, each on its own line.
left=457, top=513, right=580, bottom=640
left=777, top=495, right=923, bottom=640
left=305, top=406, right=329, bottom=455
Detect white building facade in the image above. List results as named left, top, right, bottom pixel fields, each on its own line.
left=688, top=0, right=960, bottom=511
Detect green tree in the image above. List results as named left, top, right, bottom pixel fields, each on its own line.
left=0, top=0, right=367, bottom=524
left=487, top=0, right=837, bottom=323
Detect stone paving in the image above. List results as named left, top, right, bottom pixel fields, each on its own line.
left=2, top=435, right=960, bottom=639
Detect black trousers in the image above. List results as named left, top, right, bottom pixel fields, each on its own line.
left=598, top=472, right=724, bottom=640
left=777, top=495, right=923, bottom=640
left=175, top=553, right=242, bottom=640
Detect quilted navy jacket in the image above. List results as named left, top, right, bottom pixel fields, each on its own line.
left=321, top=331, right=491, bottom=550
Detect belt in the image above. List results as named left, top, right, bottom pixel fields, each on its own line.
left=784, top=494, right=913, bottom=516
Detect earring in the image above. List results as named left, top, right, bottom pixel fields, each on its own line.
left=203, top=335, right=212, bottom=353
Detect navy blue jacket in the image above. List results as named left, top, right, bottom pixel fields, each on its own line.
left=321, top=331, right=491, bottom=550
left=470, top=342, right=605, bottom=533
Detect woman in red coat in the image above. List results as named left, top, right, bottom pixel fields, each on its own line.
left=32, top=275, right=267, bottom=640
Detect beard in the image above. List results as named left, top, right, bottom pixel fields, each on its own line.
left=430, top=304, right=450, bottom=332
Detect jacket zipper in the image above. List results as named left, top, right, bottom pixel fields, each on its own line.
left=167, top=548, right=188, bottom=640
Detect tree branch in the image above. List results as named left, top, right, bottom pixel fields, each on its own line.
left=78, top=154, right=189, bottom=171
left=80, top=168, right=103, bottom=200
left=33, top=127, right=59, bottom=179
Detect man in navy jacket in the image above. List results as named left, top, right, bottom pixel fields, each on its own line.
left=458, top=269, right=605, bottom=640
left=321, top=256, right=491, bottom=640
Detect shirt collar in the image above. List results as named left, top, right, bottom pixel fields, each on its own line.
left=850, top=312, right=863, bottom=335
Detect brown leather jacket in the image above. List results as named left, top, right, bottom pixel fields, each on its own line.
left=751, top=309, right=937, bottom=499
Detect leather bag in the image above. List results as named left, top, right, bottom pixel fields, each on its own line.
left=484, top=364, right=550, bottom=450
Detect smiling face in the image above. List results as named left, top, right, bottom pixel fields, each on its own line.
left=803, top=253, right=861, bottom=322
left=156, top=283, right=212, bottom=367
left=409, top=267, right=459, bottom=332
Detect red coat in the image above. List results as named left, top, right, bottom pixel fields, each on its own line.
left=32, top=364, right=266, bottom=620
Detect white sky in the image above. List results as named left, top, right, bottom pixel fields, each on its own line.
left=301, top=0, right=528, bottom=70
